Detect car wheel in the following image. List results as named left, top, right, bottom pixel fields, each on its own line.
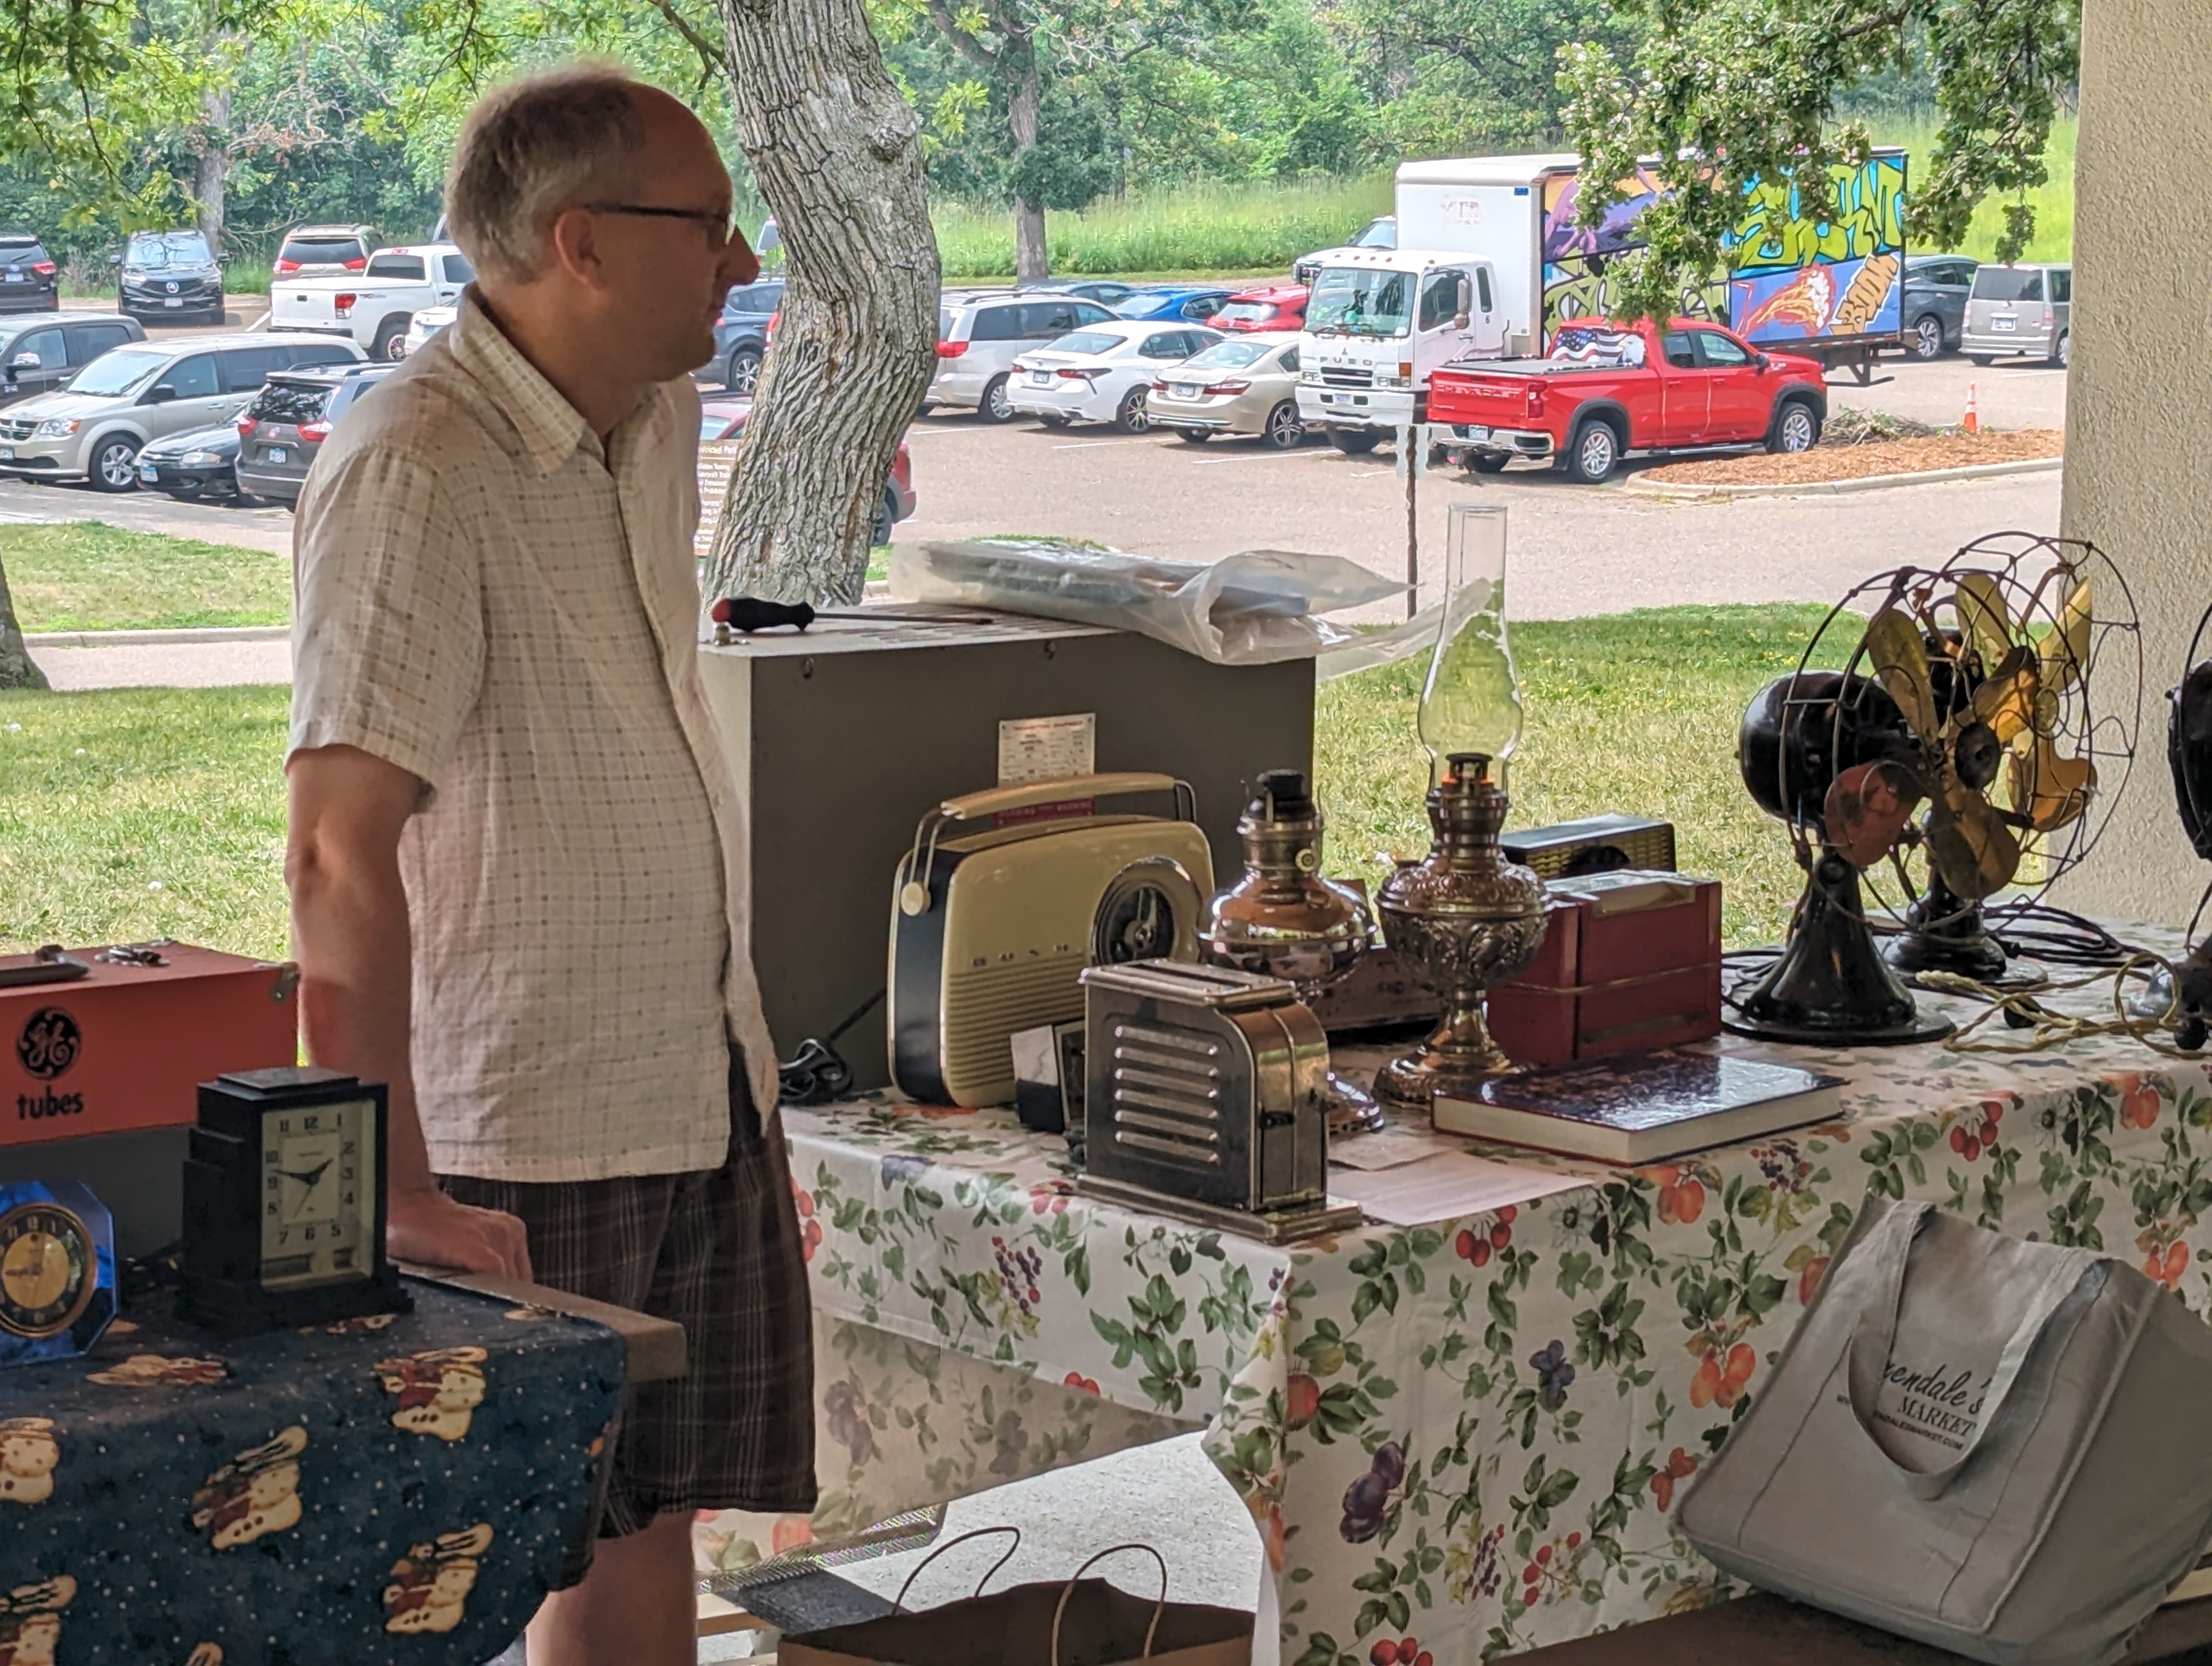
left=1328, top=427, right=1380, bottom=456
left=1565, top=418, right=1620, bottom=483
left=1768, top=400, right=1821, bottom=454
left=873, top=487, right=896, bottom=548
left=1115, top=386, right=1150, bottom=434
left=87, top=433, right=140, bottom=492
left=725, top=346, right=763, bottom=395
left=1176, top=428, right=1211, bottom=444
left=980, top=375, right=1015, bottom=423
left=164, top=483, right=203, bottom=502
left=1262, top=401, right=1303, bottom=450
left=1969, top=355, right=1994, bottom=367
left=1911, top=315, right=1945, bottom=360
left=2052, top=331, right=2070, bottom=369
left=371, top=318, right=410, bottom=361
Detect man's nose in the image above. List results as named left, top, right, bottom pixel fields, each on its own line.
left=722, top=230, right=761, bottom=289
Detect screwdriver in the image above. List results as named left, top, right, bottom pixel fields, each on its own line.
left=710, top=596, right=985, bottom=632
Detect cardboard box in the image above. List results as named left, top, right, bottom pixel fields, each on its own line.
left=1, top=944, right=297, bottom=1146
left=1489, top=872, right=1721, bottom=1067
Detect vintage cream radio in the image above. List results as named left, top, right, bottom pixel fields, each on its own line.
left=889, top=773, right=1215, bottom=1107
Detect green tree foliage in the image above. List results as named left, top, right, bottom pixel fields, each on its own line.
left=1559, top=0, right=2079, bottom=325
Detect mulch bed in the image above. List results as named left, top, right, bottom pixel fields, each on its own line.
left=1643, top=428, right=2063, bottom=486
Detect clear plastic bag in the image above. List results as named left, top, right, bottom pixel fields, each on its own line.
left=888, top=539, right=1404, bottom=666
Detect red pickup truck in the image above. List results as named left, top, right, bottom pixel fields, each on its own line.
left=1427, top=318, right=1828, bottom=484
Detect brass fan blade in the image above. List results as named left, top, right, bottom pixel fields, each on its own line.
left=2040, top=574, right=2093, bottom=695
left=2008, top=735, right=2097, bottom=832
left=1863, top=607, right=1939, bottom=741
left=1954, top=572, right=2016, bottom=677
left=1969, top=646, right=2040, bottom=746
left=1927, top=776, right=2023, bottom=900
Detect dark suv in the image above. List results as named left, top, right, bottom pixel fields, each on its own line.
left=117, top=229, right=225, bottom=324
left=0, top=235, right=60, bottom=314
left=234, top=363, right=396, bottom=505
left=703, top=278, right=784, bottom=394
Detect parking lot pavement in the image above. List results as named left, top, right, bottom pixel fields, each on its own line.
left=0, top=476, right=292, bottom=552
left=59, top=294, right=269, bottom=338
left=1822, top=351, right=2066, bottom=431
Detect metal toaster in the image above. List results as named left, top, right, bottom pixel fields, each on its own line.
left=1076, top=959, right=1336, bottom=1224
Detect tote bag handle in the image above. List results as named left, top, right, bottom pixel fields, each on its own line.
left=1843, top=1201, right=2102, bottom=1500
left=891, top=1525, right=1023, bottom=1613
left=1051, top=1543, right=1169, bottom=1666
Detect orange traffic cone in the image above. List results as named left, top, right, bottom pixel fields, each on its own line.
left=1963, top=382, right=1979, bottom=435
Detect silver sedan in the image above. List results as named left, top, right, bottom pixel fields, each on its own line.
left=1144, top=332, right=1307, bottom=448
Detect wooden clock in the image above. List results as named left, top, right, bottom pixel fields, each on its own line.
left=178, top=1066, right=411, bottom=1336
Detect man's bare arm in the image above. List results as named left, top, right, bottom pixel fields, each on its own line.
left=286, top=744, right=531, bottom=1279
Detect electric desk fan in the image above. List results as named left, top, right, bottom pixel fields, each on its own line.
left=1731, top=535, right=2139, bottom=1046
left=2130, top=600, right=2212, bottom=1049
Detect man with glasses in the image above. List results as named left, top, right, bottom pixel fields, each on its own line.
left=285, top=65, right=812, bottom=1665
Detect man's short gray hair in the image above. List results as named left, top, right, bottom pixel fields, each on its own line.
left=444, top=65, right=646, bottom=286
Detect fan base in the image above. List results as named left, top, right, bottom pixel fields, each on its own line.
left=1885, top=881, right=2007, bottom=983
left=1725, top=856, right=1956, bottom=1048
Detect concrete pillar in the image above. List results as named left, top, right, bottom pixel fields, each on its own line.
left=2055, top=0, right=2212, bottom=926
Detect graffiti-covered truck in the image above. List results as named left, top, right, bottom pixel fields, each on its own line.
left=1296, top=149, right=1906, bottom=453
left=1427, top=317, right=1829, bottom=482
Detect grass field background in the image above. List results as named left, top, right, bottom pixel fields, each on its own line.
left=3, top=523, right=291, bottom=632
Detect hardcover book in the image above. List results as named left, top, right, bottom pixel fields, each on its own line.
left=1435, top=1048, right=1845, bottom=1164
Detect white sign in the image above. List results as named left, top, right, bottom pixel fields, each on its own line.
left=998, top=713, right=1096, bottom=785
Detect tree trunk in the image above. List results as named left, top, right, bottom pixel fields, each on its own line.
left=1008, top=46, right=1047, bottom=281
left=194, top=90, right=229, bottom=252
left=0, top=560, right=47, bottom=690
left=707, top=0, right=940, bottom=607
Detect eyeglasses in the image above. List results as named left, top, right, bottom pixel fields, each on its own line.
left=582, top=202, right=739, bottom=249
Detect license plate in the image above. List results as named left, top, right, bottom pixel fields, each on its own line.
left=0, top=446, right=12, bottom=459
left=267, top=446, right=287, bottom=464
left=1173, top=384, right=1198, bottom=399
left=163, top=297, right=183, bottom=308
left=1455, top=425, right=1491, bottom=442
left=1028, top=372, right=1051, bottom=386
left=139, top=463, right=159, bottom=482
left=2, top=272, right=19, bottom=284
left=1991, top=315, right=2016, bottom=331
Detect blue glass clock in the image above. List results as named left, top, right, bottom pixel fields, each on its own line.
left=0, top=1178, right=117, bottom=1367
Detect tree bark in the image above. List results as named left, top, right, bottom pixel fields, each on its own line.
left=194, top=87, right=229, bottom=252
left=707, top=0, right=940, bottom=607
left=1008, top=43, right=1047, bottom=281
left=0, top=560, right=47, bottom=690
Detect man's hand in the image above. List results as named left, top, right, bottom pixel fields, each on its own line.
left=388, top=1185, right=533, bottom=1280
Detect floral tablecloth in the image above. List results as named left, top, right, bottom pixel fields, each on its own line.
left=735, top=933, right=2212, bottom=1665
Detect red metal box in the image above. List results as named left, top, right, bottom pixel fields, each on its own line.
left=2, top=945, right=297, bottom=1146
left=1488, top=872, right=1721, bottom=1068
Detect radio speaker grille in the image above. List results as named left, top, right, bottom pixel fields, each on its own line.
left=942, top=953, right=1088, bottom=1098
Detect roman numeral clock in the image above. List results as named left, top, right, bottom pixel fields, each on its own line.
left=178, top=1066, right=411, bottom=1335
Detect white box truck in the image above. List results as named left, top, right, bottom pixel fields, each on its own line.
left=1298, top=150, right=1906, bottom=451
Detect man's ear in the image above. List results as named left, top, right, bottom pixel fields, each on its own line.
left=544, top=205, right=605, bottom=290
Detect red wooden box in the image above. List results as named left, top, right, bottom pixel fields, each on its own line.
left=1488, top=872, right=1722, bottom=1068
left=2, top=944, right=297, bottom=1146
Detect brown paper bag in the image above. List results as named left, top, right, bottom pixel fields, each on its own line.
left=780, top=1536, right=1253, bottom=1666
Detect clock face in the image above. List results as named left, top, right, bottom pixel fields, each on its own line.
left=260, top=1098, right=377, bottom=1289
left=0, top=1203, right=96, bottom=1338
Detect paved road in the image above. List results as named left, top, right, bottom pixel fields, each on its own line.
left=1823, top=351, right=2065, bottom=431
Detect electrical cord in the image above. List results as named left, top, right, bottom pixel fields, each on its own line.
left=1923, top=951, right=2204, bottom=1056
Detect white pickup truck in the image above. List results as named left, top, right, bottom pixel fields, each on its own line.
left=268, top=244, right=474, bottom=361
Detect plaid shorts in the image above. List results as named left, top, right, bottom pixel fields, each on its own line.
left=441, top=1052, right=817, bottom=1536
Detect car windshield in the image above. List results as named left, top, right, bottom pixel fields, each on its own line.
left=1041, top=331, right=1123, bottom=356
left=1306, top=267, right=1411, bottom=337
left=698, top=413, right=743, bottom=441
left=128, top=233, right=211, bottom=268
left=1213, top=302, right=1277, bottom=324
left=1354, top=219, right=1396, bottom=249
left=66, top=347, right=169, bottom=396
left=1184, top=339, right=1271, bottom=371
left=1972, top=267, right=2045, bottom=303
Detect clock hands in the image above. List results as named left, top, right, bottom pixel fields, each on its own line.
left=278, top=1159, right=336, bottom=1189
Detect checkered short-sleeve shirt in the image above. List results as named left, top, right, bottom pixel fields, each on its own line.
left=289, top=292, right=779, bottom=1182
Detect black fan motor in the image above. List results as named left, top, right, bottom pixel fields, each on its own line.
left=1739, top=670, right=1914, bottom=841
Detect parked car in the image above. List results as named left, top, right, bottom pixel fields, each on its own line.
left=930, top=290, right=1118, bottom=421
left=272, top=224, right=379, bottom=277
left=1144, top=332, right=1307, bottom=447
left=271, top=244, right=472, bottom=360
left=1007, top=319, right=1224, bottom=432
left=700, top=278, right=784, bottom=393
left=1901, top=255, right=1978, bottom=360
left=1293, top=214, right=1396, bottom=286
left=0, top=313, right=145, bottom=408
left=699, top=398, right=915, bottom=543
left=115, top=229, right=224, bottom=325
left=1014, top=278, right=1146, bottom=309
left=1211, top=283, right=1308, bottom=334
left=0, top=234, right=60, bottom=314
left=0, top=332, right=362, bottom=491
left=1426, top=317, right=1827, bottom=483
left=1964, top=262, right=2072, bottom=367
left=1113, top=285, right=1234, bottom=324
left=400, top=305, right=456, bottom=358
left=234, top=362, right=398, bottom=505
left=136, top=424, right=243, bottom=501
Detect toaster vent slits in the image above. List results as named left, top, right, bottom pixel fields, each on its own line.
left=1108, top=1021, right=1223, bottom=1169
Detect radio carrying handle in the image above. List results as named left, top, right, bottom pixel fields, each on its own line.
left=899, top=773, right=1197, bottom=918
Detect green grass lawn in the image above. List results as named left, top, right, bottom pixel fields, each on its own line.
left=1, top=522, right=292, bottom=632
left=0, top=603, right=1837, bottom=962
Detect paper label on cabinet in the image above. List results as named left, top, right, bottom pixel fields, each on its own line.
left=998, top=713, right=1095, bottom=785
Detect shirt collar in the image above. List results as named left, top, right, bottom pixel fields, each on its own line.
left=450, top=287, right=636, bottom=478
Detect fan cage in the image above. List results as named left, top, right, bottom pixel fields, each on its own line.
left=1766, top=532, right=2143, bottom=943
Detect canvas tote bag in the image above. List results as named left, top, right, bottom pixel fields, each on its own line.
left=780, top=1530, right=1253, bottom=1666
left=1677, top=1195, right=2212, bottom=1666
